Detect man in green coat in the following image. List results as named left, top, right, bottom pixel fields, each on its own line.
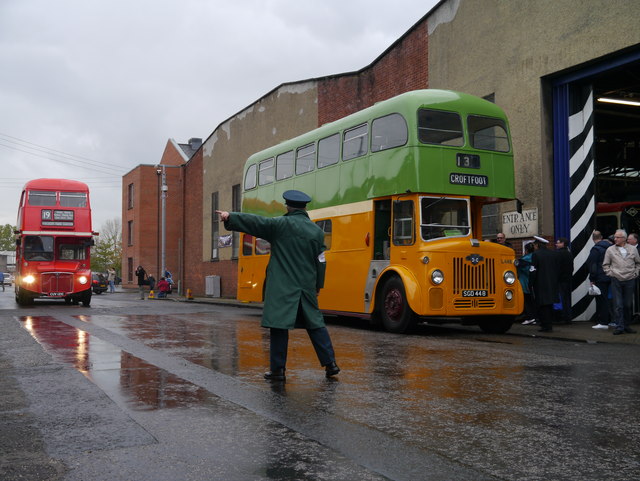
left=216, top=190, right=340, bottom=381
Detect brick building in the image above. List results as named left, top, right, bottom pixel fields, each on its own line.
left=121, top=138, right=200, bottom=290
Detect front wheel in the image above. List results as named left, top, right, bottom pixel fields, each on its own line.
left=81, top=290, right=92, bottom=307
left=375, top=276, right=417, bottom=333
left=15, top=287, right=33, bottom=306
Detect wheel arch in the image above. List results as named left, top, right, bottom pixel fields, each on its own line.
left=371, top=266, right=422, bottom=315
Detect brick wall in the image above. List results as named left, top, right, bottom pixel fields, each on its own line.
left=318, top=21, right=428, bottom=124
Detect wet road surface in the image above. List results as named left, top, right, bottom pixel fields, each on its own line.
left=1, top=290, right=640, bottom=480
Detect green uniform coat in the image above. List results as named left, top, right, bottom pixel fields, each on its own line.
left=225, top=209, right=327, bottom=330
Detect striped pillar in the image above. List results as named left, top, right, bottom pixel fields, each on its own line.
left=567, top=85, right=595, bottom=320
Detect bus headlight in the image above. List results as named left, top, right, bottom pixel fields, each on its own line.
left=431, top=269, right=444, bottom=285
left=23, top=275, right=36, bottom=284
left=78, top=276, right=88, bottom=285
left=503, top=271, right=516, bottom=285
left=505, top=289, right=514, bottom=301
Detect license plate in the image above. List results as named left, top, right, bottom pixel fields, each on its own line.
left=462, top=290, right=487, bottom=297
left=49, top=292, right=65, bottom=297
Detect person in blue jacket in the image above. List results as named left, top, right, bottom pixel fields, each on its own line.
left=587, top=230, right=612, bottom=329
left=216, top=190, right=340, bottom=381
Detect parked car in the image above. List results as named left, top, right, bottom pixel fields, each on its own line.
left=91, top=273, right=108, bottom=294
left=2, top=272, right=12, bottom=287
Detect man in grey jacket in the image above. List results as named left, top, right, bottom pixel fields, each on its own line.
left=602, top=229, right=640, bottom=335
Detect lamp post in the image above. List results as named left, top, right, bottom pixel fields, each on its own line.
left=157, top=165, right=168, bottom=280
left=155, top=163, right=182, bottom=290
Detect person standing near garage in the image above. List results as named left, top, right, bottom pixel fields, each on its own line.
left=0, top=271, right=4, bottom=292
left=216, top=190, right=340, bottom=381
left=602, top=229, right=640, bottom=335
left=529, top=236, right=561, bottom=332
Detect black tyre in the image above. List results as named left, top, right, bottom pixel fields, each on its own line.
left=478, top=316, right=514, bottom=334
left=15, top=288, right=33, bottom=306
left=375, top=276, right=417, bottom=333
left=81, top=290, right=92, bottom=307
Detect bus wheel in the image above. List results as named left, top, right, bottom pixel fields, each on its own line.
left=478, top=316, right=514, bottom=334
left=81, top=292, right=92, bottom=307
left=16, top=288, right=33, bottom=306
left=377, top=276, right=417, bottom=333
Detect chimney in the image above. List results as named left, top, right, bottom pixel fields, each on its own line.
left=188, top=138, right=202, bottom=150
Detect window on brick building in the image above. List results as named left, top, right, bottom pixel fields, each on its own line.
left=127, top=183, right=134, bottom=209
left=211, top=192, right=219, bottom=260
left=232, top=184, right=241, bottom=259
left=127, top=257, right=133, bottom=283
left=127, top=220, right=133, bottom=246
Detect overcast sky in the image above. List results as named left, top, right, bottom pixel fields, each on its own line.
left=0, top=0, right=438, bottom=231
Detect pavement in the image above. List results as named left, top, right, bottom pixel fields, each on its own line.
left=149, top=290, right=640, bottom=346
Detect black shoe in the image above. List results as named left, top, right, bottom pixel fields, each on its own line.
left=624, top=328, right=637, bottom=334
left=613, top=329, right=625, bottom=335
left=325, top=362, right=340, bottom=378
left=537, top=327, right=552, bottom=332
left=264, top=369, right=286, bottom=381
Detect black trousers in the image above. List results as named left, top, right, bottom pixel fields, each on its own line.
left=558, top=281, right=572, bottom=322
left=594, top=281, right=611, bottom=325
left=537, top=304, right=554, bottom=330
left=269, top=326, right=336, bottom=371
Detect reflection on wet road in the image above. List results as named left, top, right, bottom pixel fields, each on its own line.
left=18, top=310, right=640, bottom=481
left=22, top=316, right=216, bottom=411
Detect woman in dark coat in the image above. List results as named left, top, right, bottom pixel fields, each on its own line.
left=530, top=236, right=560, bottom=332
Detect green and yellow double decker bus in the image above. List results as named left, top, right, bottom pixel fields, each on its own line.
left=236, top=89, right=523, bottom=334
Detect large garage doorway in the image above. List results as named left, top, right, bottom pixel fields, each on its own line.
left=553, top=49, right=640, bottom=320
left=593, top=64, right=640, bottom=233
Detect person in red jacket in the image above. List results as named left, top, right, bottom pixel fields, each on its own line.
left=157, top=277, right=171, bottom=298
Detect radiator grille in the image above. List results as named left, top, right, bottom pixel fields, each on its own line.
left=41, top=272, right=73, bottom=293
left=453, top=257, right=496, bottom=295
left=453, top=298, right=496, bottom=309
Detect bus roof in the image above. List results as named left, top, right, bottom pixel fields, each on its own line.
left=245, top=90, right=507, bottom=166
left=23, top=178, right=90, bottom=192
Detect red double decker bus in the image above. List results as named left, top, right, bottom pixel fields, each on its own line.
left=14, top=179, right=96, bottom=306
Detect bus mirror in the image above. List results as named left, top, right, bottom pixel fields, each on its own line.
left=16, top=238, right=21, bottom=246
left=83, top=239, right=95, bottom=248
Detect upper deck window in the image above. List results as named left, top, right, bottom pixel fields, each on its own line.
left=276, top=151, right=294, bottom=180
left=60, top=192, right=87, bottom=208
left=318, top=134, right=340, bottom=168
left=245, top=164, right=257, bottom=190
left=296, top=143, right=315, bottom=175
left=420, top=197, right=470, bottom=241
left=258, top=158, right=275, bottom=186
left=29, top=191, right=57, bottom=206
left=342, top=124, right=368, bottom=161
left=371, top=113, right=408, bottom=152
left=418, top=109, right=464, bottom=146
left=468, top=115, right=510, bottom=152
